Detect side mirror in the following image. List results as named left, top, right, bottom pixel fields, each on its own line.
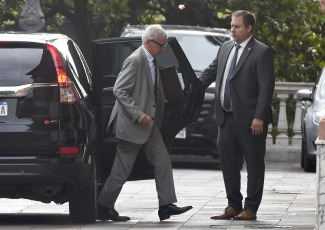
left=296, top=89, right=313, bottom=101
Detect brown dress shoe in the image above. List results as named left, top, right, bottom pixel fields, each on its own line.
left=210, top=206, right=240, bottom=220
left=233, top=209, right=257, bottom=220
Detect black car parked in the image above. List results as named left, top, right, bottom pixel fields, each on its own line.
left=0, top=33, right=203, bottom=222
left=121, top=25, right=232, bottom=162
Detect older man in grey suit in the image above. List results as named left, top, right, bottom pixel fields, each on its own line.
left=97, top=25, right=192, bottom=222
left=199, top=10, right=275, bottom=220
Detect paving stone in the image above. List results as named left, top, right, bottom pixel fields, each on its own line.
left=0, top=163, right=317, bottom=229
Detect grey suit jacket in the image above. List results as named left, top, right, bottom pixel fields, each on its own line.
left=107, top=46, right=165, bottom=144
left=199, top=38, right=275, bottom=127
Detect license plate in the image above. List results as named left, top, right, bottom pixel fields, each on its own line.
left=0, top=102, right=8, bottom=116
left=175, top=128, right=186, bottom=139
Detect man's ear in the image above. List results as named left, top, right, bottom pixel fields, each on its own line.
left=145, top=39, right=151, bottom=45
left=247, top=25, right=253, bottom=33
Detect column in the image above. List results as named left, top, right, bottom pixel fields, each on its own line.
left=292, top=99, right=302, bottom=146
left=315, top=116, right=325, bottom=230
left=19, top=0, right=45, bottom=32
left=276, top=93, right=289, bottom=145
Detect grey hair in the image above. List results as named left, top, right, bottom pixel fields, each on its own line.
left=142, top=25, right=168, bottom=45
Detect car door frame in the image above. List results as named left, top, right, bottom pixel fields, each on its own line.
left=90, top=36, right=204, bottom=182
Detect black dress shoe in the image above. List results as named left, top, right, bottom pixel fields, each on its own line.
left=158, top=203, right=193, bottom=221
left=97, top=204, right=130, bottom=221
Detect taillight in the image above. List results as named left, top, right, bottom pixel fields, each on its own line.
left=47, top=44, right=80, bottom=104
left=60, top=147, right=79, bottom=154
left=57, top=69, right=68, bottom=83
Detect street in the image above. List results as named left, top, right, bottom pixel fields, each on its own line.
left=0, top=162, right=316, bottom=230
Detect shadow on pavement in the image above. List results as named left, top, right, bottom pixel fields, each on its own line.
left=172, top=161, right=221, bottom=170
left=0, top=213, right=72, bottom=224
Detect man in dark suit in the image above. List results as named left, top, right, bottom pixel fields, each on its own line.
left=199, top=10, right=275, bottom=220
left=97, top=25, right=192, bottom=222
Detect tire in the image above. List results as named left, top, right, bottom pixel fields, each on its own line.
left=69, top=153, right=98, bottom=223
left=301, top=135, right=305, bottom=169
left=302, top=136, right=315, bottom=172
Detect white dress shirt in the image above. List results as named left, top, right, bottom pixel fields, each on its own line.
left=220, top=36, right=252, bottom=111
left=143, top=46, right=158, bottom=87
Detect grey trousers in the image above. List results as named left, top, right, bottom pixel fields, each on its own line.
left=98, top=123, right=177, bottom=208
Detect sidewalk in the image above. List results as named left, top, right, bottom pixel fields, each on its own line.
left=100, top=162, right=316, bottom=230
left=0, top=162, right=316, bottom=230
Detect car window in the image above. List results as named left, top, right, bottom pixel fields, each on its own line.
left=168, top=33, right=225, bottom=72
left=95, top=41, right=141, bottom=88
left=95, top=40, right=182, bottom=89
left=121, top=29, right=230, bottom=74
left=0, top=47, right=56, bottom=86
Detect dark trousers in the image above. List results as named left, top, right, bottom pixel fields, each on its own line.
left=217, top=112, right=268, bottom=213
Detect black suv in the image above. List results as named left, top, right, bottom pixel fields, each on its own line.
left=0, top=33, right=203, bottom=222
left=121, top=25, right=231, bottom=162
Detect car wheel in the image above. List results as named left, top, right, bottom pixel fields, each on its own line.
left=69, top=153, right=98, bottom=223
left=303, top=137, right=315, bottom=172
left=301, top=134, right=305, bottom=169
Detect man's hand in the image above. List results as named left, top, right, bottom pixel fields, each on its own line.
left=138, top=113, right=153, bottom=127
left=250, top=118, right=264, bottom=136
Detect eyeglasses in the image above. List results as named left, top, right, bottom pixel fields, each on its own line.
left=151, top=39, right=168, bottom=48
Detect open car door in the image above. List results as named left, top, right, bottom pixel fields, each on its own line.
left=91, top=37, right=204, bottom=183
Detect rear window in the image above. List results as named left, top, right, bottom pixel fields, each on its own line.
left=0, top=47, right=57, bottom=86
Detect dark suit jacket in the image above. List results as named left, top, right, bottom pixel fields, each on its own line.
left=199, top=38, right=275, bottom=128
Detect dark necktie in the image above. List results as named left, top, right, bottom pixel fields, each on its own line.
left=153, top=58, right=158, bottom=101
left=224, top=44, right=240, bottom=111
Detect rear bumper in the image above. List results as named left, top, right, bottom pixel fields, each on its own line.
left=0, top=161, right=92, bottom=188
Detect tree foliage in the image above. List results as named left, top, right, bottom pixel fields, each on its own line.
left=0, top=0, right=325, bottom=82
left=0, top=0, right=130, bottom=61
left=40, top=0, right=130, bottom=60
left=227, top=0, right=325, bottom=82
left=0, top=0, right=24, bottom=31
left=138, top=0, right=325, bottom=83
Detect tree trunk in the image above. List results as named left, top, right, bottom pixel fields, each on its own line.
left=73, top=0, right=92, bottom=64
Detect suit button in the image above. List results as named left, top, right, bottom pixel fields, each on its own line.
left=153, top=105, right=155, bottom=107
